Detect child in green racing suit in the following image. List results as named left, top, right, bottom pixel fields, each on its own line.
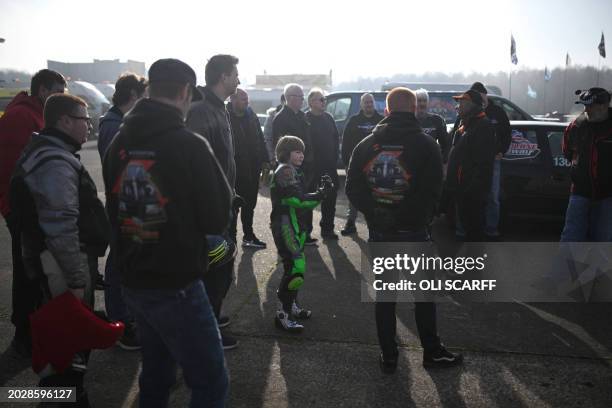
left=270, top=136, right=333, bottom=332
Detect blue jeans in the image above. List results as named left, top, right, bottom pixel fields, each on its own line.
left=104, top=244, right=131, bottom=322
left=560, top=195, right=612, bottom=242
left=486, top=158, right=501, bottom=236
left=122, top=280, right=228, bottom=408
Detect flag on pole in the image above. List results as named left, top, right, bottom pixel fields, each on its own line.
left=527, top=85, right=537, bottom=99
left=599, top=32, right=606, bottom=58
left=566, top=53, right=572, bottom=67
left=510, top=34, right=518, bottom=65
left=544, top=66, right=552, bottom=81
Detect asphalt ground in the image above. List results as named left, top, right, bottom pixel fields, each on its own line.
left=0, top=141, right=611, bottom=407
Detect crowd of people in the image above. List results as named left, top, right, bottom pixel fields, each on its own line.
left=0, top=54, right=610, bottom=406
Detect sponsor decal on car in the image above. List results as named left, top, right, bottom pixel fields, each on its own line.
left=504, top=130, right=541, bottom=160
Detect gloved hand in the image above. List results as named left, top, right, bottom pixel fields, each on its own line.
left=317, top=174, right=334, bottom=198
left=232, top=195, right=245, bottom=212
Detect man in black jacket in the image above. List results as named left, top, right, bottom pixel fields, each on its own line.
left=447, top=90, right=497, bottom=242
left=340, top=93, right=383, bottom=235
left=415, top=89, right=449, bottom=162
left=306, top=88, right=340, bottom=239
left=186, top=54, right=240, bottom=349
left=103, top=59, right=231, bottom=407
left=228, top=88, right=269, bottom=248
left=346, top=87, right=463, bottom=374
left=470, top=82, right=510, bottom=239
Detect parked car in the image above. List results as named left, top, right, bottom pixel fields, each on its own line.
left=441, top=120, right=571, bottom=222
left=94, top=83, right=116, bottom=102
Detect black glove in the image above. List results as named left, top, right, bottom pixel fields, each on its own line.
left=317, top=174, right=334, bottom=198
left=232, top=195, right=245, bottom=212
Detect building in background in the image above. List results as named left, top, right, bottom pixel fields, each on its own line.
left=47, top=59, right=146, bottom=84
left=247, top=72, right=332, bottom=114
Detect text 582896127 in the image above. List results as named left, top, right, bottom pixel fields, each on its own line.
left=0, top=387, right=76, bottom=402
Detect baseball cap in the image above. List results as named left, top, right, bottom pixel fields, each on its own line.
left=452, top=89, right=484, bottom=106
left=574, top=88, right=611, bottom=105
left=148, top=58, right=197, bottom=88
left=470, top=82, right=488, bottom=95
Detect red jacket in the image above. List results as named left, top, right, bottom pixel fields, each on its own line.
left=0, top=92, right=44, bottom=216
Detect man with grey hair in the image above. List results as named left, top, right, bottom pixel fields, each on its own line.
left=272, top=83, right=317, bottom=244
left=415, top=89, right=449, bottom=163
left=306, top=88, right=339, bottom=239
left=340, top=93, right=383, bottom=235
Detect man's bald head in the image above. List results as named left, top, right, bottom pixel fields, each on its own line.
left=386, top=87, right=416, bottom=114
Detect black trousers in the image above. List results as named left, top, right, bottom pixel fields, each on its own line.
left=371, top=230, right=440, bottom=359
left=202, top=259, right=234, bottom=320
left=456, top=192, right=488, bottom=242
left=231, top=175, right=260, bottom=239
left=304, top=170, right=338, bottom=234
left=7, top=214, right=42, bottom=346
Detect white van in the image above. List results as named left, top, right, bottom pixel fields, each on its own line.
left=67, top=80, right=110, bottom=138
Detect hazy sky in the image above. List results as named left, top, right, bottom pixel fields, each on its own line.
left=0, top=0, right=610, bottom=84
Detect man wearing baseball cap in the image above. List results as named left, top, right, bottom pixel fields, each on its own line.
left=560, top=87, right=612, bottom=241
left=469, top=82, right=510, bottom=240
left=447, top=90, right=497, bottom=241
left=103, top=58, right=232, bottom=407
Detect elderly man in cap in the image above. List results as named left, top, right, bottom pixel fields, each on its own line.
left=103, top=58, right=231, bottom=407
left=447, top=89, right=497, bottom=242
left=469, top=82, right=510, bottom=239
left=560, top=87, right=612, bottom=242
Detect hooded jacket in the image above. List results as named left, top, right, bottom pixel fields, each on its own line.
left=97, top=105, right=123, bottom=160
left=342, top=110, right=384, bottom=167
left=446, top=111, right=497, bottom=196
left=186, top=86, right=236, bottom=189
left=103, top=98, right=232, bottom=290
left=562, top=108, right=612, bottom=199
left=0, top=91, right=44, bottom=216
left=345, top=112, right=443, bottom=233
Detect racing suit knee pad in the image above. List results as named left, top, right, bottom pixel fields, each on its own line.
left=287, top=274, right=304, bottom=291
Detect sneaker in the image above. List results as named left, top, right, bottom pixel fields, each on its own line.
left=304, top=236, right=318, bottom=246
left=275, top=311, right=304, bottom=333
left=117, top=322, right=141, bottom=351
left=423, top=346, right=464, bottom=368
left=242, top=236, right=267, bottom=249
left=217, top=315, right=231, bottom=328
left=379, top=352, right=398, bottom=374
left=222, top=334, right=239, bottom=350
left=321, top=230, right=339, bottom=240
left=291, top=301, right=312, bottom=319
left=340, top=223, right=357, bottom=236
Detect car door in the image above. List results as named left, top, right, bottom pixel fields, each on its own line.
left=325, top=94, right=357, bottom=167
left=501, top=125, right=552, bottom=215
